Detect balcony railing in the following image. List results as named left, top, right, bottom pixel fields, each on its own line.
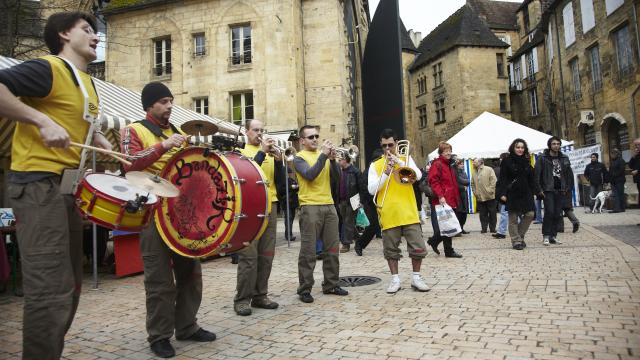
left=229, top=52, right=252, bottom=66
left=153, top=64, right=172, bottom=77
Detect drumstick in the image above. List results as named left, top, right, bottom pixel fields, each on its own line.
left=70, top=142, right=132, bottom=166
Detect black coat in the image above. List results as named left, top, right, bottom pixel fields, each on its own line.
left=534, top=149, right=574, bottom=192
left=584, top=161, right=608, bottom=186
left=630, top=154, right=640, bottom=183
left=609, top=157, right=626, bottom=184
left=498, top=155, right=538, bottom=213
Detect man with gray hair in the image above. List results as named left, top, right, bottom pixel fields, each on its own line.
left=472, top=158, right=497, bottom=234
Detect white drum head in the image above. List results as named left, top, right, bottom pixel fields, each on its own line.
left=85, top=173, right=158, bottom=204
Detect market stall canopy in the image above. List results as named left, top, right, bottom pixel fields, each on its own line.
left=428, top=112, right=573, bottom=160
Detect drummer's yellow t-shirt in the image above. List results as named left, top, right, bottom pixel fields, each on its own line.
left=126, top=122, right=185, bottom=174
left=240, top=144, right=277, bottom=203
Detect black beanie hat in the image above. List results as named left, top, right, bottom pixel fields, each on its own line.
left=141, top=82, right=173, bottom=111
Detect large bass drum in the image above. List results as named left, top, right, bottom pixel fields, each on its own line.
left=154, top=147, right=270, bottom=258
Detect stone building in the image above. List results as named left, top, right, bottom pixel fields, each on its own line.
left=509, top=0, right=640, bottom=162
left=403, top=0, right=520, bottom=164
left=102, top=0, right=369, bottom=149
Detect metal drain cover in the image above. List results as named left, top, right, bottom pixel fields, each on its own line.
left=338, top=276, right=381, bottom=287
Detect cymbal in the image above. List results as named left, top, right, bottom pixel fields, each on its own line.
left=125, top=171, right=180, bottom=198
left=181, top=120, right=219, bottom=136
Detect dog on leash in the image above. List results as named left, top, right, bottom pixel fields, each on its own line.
left=590, top=190, right=611, bottom=213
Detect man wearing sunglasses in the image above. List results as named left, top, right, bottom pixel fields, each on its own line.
left=293, top=125, right=349, bottom=303
left=368, top=129, right=429, bottom=294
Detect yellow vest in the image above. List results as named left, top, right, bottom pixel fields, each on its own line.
left=11, top=55, right=99, bottom=174
left=126, top=121, right=185, bottom=173
left=295, top=150, right=334, bottom=205
left=372, top=155, right=419, bottom=230
left=240, top=144, right=277, bottom=203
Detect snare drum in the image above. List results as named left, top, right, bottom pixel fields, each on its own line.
left=75, top=173, right=158, bottom=232
left=154, top=147, right=270, bottom=258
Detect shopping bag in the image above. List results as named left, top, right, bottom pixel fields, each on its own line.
left=435, top=204, right=461, bottom=237
left=355, top=207, right=370, bottom=228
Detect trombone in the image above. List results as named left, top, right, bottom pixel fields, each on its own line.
left=373, top=140, right=417, bottom=209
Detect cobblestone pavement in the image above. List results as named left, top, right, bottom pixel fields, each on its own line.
left=1, top=210, right=639, bottom=359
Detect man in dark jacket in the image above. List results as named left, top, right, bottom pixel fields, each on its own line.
left=534, top=136, right=574, bottom=246
left=630, top=139, right=640, bottom=208
left=583, top=153, right=608, bottom=209
left=337, top=154, right=362, bottom=253
left=354, top=149, right=383, bottom=256
left=609, top=149, right=626, bottom=213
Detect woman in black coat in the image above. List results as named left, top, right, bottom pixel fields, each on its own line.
left=497, top=138, right=539, bottom=250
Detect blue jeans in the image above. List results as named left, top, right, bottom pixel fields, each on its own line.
left=316, top=238, right=323, bottom=255
left=497, top=204, right=508, bottom=235
left=534, top=198, right=543, bottom=222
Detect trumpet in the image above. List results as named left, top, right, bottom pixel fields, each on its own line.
left=271, top=145, right=297, bottom=161
left=373, top=140, right=416, bottom=209
left=334, top=145, right=359, bottom=160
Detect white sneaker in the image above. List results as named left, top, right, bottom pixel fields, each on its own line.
left=543, top=237, right=550, bottom=246
left=411, top=276, right=431, bottom=292
left=386, top=279, right=401, bottom=294
left=550, top=236, right=562, bottom=244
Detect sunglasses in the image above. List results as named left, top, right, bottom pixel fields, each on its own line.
left=381, top=143, right=394, bottom=148
left=305, top=134, right=320, bottom=140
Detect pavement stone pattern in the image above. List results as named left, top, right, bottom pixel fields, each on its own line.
left=1, top=210, right=639, bottom=359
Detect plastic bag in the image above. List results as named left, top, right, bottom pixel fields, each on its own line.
left=435, top=204, right=461, bottom=237
left=355, top=207, right=370, bottom=228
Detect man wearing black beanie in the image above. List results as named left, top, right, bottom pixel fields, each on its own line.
left=119, top=82, right=216, bottom=358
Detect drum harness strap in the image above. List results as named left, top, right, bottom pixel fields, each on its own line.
left=136, top=119, right=181, bottom=140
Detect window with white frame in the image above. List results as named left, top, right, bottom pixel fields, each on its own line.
left=418, top=106, right=427, bottom=128
left=613, top=25, right=635, bottom=77
left=526, top=51, right=535, bottom=78
left=589, top=45, right=602, bottom=91
left=193, top=97, right=209, bottom=115
left=529, top=88, right=539, bottom=116
left=230, top=24, right=252, bottom=65
left=432, top=62, right=443, bottom=87
left=417, top=76, right=427, bottom=95
left=434, top=99, right=445, bottom=123
left=605, top=0, right=624, bottom=15
left=153, top=37, right=171, bottom=76
left=562, top=2, right=575, bottom=47
left=570, top=58, right=581, bottom=100
left=231, top=92, right=254, bottom=125
left=547, top=22, right=554, bottom=63
left=513, top=58, right=522, bottom=89
left=580, top=0, right=595, bottom=33
left=193, top=33, right=206, bottom=56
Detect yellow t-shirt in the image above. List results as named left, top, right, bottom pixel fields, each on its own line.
left=372, top=155, right=419, bottom=230
left=295, top=150, right=334, bottom=205
left=10, top=55, right=99, bottom=174
left=126, top=122, right=185, bottom=174
left=240, top=144, right=277, bottom=203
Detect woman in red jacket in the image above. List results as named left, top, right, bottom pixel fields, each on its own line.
left=427, top=142, right=463, bottom=258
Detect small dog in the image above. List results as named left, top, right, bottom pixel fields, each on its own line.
left=590, top=190, right=611, bottom=213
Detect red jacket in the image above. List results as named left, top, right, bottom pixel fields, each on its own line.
left=428, top=156, right=460, bottom=209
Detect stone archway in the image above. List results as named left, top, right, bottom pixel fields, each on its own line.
left=601, top=112, right=630, bottom=161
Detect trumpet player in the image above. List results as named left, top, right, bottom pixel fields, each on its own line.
left=367, top=129, right=430, bottom=294
left=233, top=119, right=285, bottom=316
left=293, top=125, right=349, bottom=303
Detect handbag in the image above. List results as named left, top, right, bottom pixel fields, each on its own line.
left=355, top=207, right=370, bottom=229
left=435, top=204, right=462, bottom=237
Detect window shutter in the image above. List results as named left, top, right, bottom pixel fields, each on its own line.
left=522, top=56, right=528, bottom=79
left=563, top=3, right=575, bottom=47
left=532, top=47, right=539, bottom=73
left=509, top=63, right=514, bottom=86
left=580, top=0, right=596, bottom=32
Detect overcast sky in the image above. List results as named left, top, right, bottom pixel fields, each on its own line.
left=368, top=0, right=523, bottom=37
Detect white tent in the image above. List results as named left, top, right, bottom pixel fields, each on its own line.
left=428, top=111, right=573, bottom=160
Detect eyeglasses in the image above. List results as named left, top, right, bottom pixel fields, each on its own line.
left=381, top=143, right=394, bottom=148
left=305, top=134, right=320, bottom=140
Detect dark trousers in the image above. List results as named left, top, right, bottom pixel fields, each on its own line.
left=356, top=202, right=381, bottom=250
left=611, top=182, right=626, bottom=211
left=542, top=191, right=562, bottom=238
left=477, top=199, right=497, bottom=232
left=140, top=224, right=202, bottom=344
left=283, top=206, right=296, bottom=241
left=455, top=210, right=467, bottom=230
left=429, top=206, right=455, bottom=255
left=9, top=178, right=83, bottom=360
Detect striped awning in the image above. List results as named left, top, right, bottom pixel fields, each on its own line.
left=0, top=55, right=245, bottom=158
